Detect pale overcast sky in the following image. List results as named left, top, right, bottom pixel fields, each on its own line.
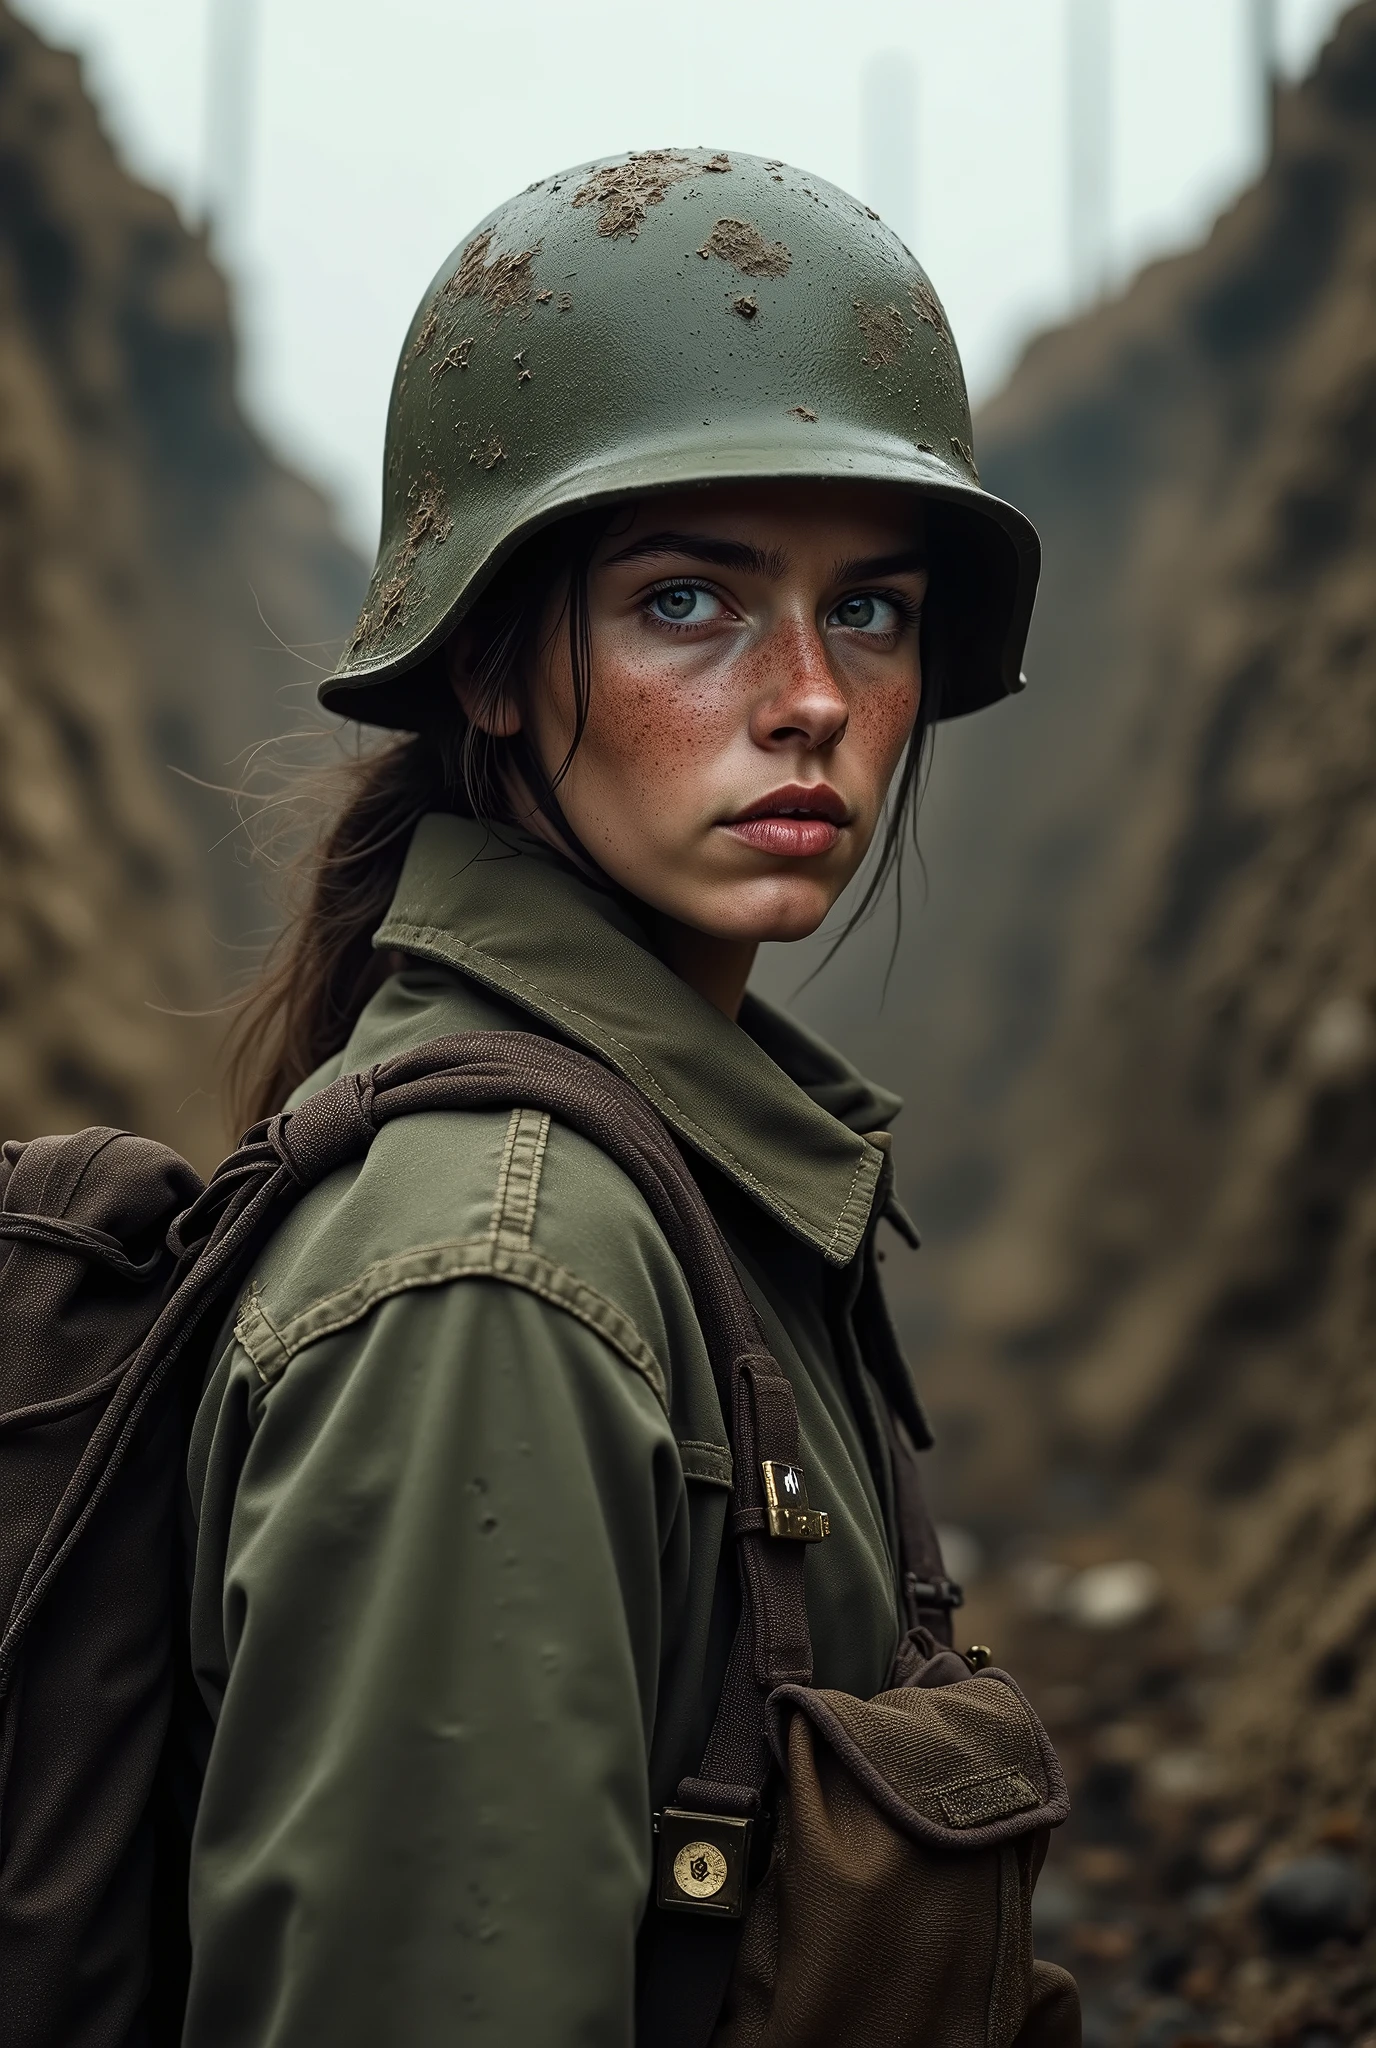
left=16, top=0, right=1351, bottom=555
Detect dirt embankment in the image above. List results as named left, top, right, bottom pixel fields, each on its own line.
left=862, top=8, right=1376, bottom=2043
left=0, top=4, right=363, bottom=1161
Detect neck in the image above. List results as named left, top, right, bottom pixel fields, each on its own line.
left=493, top=780, right=756, bottom=1019
left=650, top=916, right=757, bottom=1021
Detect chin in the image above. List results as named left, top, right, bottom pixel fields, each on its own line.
left=695, top=877, right=838, bottom=945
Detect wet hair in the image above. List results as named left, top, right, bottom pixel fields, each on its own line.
left=223, top=504, right=942, bottom=1132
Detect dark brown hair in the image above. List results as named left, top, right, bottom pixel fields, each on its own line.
left=223, top=505, right=942, bottom=1134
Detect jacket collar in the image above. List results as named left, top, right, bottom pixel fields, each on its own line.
left=376, top=814, right=901, bottom=1266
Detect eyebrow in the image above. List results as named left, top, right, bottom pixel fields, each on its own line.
left=601, top=531, right=789, bottom=576
left=829, top=547, right=929, bottom=583
left=602, top=531, right=928, bottom=586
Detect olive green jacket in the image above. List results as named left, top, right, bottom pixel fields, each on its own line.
left=183, top=813, right=927, bottom=2048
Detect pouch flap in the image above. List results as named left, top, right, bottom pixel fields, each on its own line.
left=767, top=1670, right=1070, bottom=1851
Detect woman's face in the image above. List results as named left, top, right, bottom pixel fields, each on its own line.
left=467, top=481, right=927, bottom=947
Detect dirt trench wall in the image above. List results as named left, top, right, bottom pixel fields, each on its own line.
left=857, top=7, right=1376, bottom=2040
left=0, top=4, right=364, bottom=1160
left=925, top=0, right=1376, bottom=1521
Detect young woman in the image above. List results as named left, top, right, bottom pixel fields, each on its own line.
left=185, top=149, right=1040, bottom=2045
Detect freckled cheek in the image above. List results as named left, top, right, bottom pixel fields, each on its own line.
left=581, top=664, right=735, bottom=796
left=845, top=676, right=922, bottom=779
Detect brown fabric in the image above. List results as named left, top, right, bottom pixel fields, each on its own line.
left=886, top=1403, right=963, bottom=1644
left=710, top=1647, right=1079, bottom=2048
left=765, top=1672, right=1070, bottom=1850
left=0, top=1029, right=1078, bottom=2048
left=0, top=1131, right=201, bottom=2048
left=1019, top=1964, right=1083, bottom=2048
left=0, top=1031, right=793, bottom=2048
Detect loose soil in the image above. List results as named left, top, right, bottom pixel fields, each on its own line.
left=756, top=9, right=1376, bottom=2044
left=0, top=2, right=363, bottom=1164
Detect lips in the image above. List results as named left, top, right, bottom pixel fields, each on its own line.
left=722, top=783, right=850, bottom=858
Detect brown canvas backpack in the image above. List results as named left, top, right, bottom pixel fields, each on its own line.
left=0, top=1030, right=1079, bottom=2048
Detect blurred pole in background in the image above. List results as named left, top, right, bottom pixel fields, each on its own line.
left=1249, top=0, right=1280, bottom=164
left=202, top=0, right=260, bottom=264
left=860, top=51, right=919, bottom=253
left=1067, top=0, right=1112, bottom=309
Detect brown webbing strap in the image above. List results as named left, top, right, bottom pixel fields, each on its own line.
left=884, top=1404, right=961, bottom=1646
left=2, top=1034, right=808, bottom=1768
left=353, top=1039, right=813, bottom=1822
left=0, top=1029, right=827, bottom=2048
left=675, top=1358, right=812, bottom=1808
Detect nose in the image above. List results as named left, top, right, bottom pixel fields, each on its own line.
left=746, top=616, right=849, bottom=753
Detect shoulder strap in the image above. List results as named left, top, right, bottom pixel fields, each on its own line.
left=2, top=1032, right=812, bottom=1731
left=279, top=1036, right=942, bottom=2048
left=886, top=1404, right=963, bottom=1647
left=0, top=1030, right=843, bottom=2048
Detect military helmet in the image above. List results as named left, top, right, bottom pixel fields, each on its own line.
left=321, top=147, right=1039, bottom=729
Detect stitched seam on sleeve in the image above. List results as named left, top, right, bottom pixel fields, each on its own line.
left=240, top=1238, right=668, bottom=1406
left=236, top=1284, right=290, bottom=1383
left=490, top=1107, right=523, bottom=1243
left=492, top=1106, right=550, bottom=1251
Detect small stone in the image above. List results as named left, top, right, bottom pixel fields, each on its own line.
left=1076, top=1845, right=1134, bottom=1888
left=1071, top=1921, right=1136, bottom=1961
left=1062, top=1560, right=1162, bottom=1630
left=1258, top=1852, right=1368, bottom=1951
left=936, top=1523, right=983, bottom=1588
left=1196, top=1605, right=1246, bottom=1657
left=1316, top=1810, right=1362, bottom=1850
left=1303, top=995, right=1376, bottom=1083
left=1032, top=1870, right=1085, bottom=1939
left=1013, top=1557, right=1072, bottom=1614
left=1201, top=1815, right=1262, bottom=1878
left=1149, top=1750, right=1222, bottom=1803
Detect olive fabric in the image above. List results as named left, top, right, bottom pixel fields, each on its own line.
left=183, top=813, right=927, bottom=2048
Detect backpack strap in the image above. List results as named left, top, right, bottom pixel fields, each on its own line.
left=886, top=1404, right=963, bottom=1646
left=285, top=1037, right=819, bottom=2048
left=0, top=1028, right=898, bottom=2048
left=1, top=1031, right=805, bottom=1713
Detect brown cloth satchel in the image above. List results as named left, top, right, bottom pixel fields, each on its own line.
left=0, top=1030, right=1078, bottom=2048
left=713, top=1670, right=1079, bottom=2048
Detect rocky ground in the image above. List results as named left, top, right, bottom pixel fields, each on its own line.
left=876, top=10, right=1376, bottom=2042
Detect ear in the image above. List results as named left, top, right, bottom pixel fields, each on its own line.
left=447, top=627, right=522, bottom=738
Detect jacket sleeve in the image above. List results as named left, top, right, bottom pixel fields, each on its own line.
left=183, top=1275, right=687, bottom=2048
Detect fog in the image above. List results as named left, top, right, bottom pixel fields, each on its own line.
left=14, top=0, right=1348, bottom=551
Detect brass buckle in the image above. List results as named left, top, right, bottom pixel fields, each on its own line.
left=761, top=1459, right=830, bottom=1542
left=655, top=1807, right=753, bottom=1918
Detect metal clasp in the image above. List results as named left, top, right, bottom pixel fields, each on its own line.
left=761, top=1459, right=830, bottom=1542
left=904, top=1570, right=965, bottom=1611
left=655, top=1807, right=754, bottom=1918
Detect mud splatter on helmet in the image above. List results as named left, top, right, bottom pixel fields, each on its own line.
left=321, top=147, right=1040, bottom=728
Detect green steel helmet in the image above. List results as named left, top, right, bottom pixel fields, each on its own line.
left=321, top=146, right=1040, bottom=729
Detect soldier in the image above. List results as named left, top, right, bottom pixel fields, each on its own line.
left=188, top=149, right=1043, bottom=2045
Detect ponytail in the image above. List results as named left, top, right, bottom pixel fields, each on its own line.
left=222, top=735, right=449, bottom=1131
left=222, top=509, right=612, bottom=1135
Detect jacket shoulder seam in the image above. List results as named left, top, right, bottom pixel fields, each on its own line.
left=234, top=1237, right=668, bottom=1407
left=491, top=1105, right=551, bottom=1250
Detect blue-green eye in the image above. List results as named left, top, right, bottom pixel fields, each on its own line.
left=650, top=585, right=721, bottom=623
left=829, top=593, right=900, bottom=633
